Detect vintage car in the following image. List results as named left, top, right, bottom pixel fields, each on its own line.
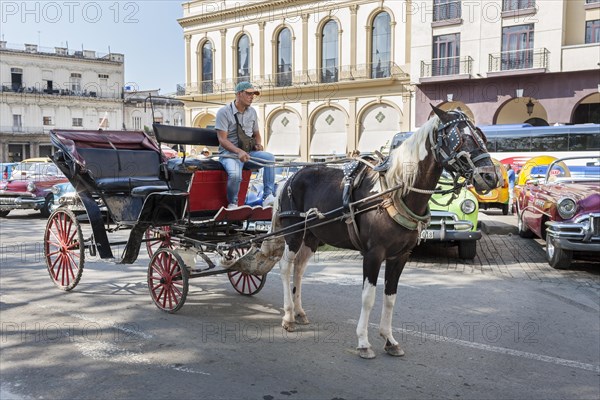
left=419, top=171, right=481, bottom=259
left=0, top=161, right=68, bottom=217
left=469, top=158, right=509, bottom=215
left=515, top=156, right=600, bottom=269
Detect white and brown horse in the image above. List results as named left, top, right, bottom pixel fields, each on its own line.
left=264, top=107, right=500, bottom=359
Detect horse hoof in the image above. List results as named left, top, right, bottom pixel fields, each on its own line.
left=282, top=321, right=296, bottom=332
left=296, top=314, right=310, bottom=325
left=384, top=343, right=405, bottom=357
left=357, top=347, right=376, bottom=359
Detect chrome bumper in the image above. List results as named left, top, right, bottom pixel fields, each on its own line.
left=0, top=195, right=44, bottom=210
left=421, top=211, right=482, bottom=241
left=546, top=213, right=600, bottom=252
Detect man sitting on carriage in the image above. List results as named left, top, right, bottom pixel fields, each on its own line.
left=215, top=82, right=276, bottom=209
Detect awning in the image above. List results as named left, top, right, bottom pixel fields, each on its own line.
left=358, top=130, right=397, bottom=154
left=309, top=131, right=347, bottom=156
left=266, top=132, right=300, bottom=156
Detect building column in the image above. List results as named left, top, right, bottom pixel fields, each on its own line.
left=301, top=101, right=309, bottom=162
left=301, top=14, right=309, bottom=77
left=348, top=98, right=357, bottom=152
left=185, top=35, right=192, bottom=90
left=350, top=5, right=358, bottom=69
left=220, top=29, right=227, bottom=83
left=258, top=21, right=266, bottom=79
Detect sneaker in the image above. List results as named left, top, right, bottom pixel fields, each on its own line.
left=227, top=203, right=238, bottom=209
left=262, top=194, right=275, bottom=207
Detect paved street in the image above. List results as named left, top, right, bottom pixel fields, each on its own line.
left=1, top=210, right=599, bottom=400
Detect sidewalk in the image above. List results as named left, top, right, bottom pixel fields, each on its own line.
left=478, top=209, right=518, bottom=235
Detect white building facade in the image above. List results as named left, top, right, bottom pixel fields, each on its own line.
left=178, top=0, right=412, bottom=161
left=0, top=42, right=125, bottom=161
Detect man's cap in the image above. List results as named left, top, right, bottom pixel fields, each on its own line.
left=202, top=147, right=209, bottom=152
left=235, top=81, right=260, bottom=95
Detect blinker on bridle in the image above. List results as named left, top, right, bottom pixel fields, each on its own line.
left=428, top=112, right=496, bottom=192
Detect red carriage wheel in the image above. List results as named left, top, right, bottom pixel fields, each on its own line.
left=147, top=248, right=189, bottom=313
left=227, top=270, right=267, bottom=296
left=145, top=226, right=173, bottom=257
left=44, top=208, right=85, bottom=291
left=226, top=246, right=267, bottom=296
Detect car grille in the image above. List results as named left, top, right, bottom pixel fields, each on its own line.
left=0, top=197, right=18, bottom=205
left=592, top=215, right=600, bottom=236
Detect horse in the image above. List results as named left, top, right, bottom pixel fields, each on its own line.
left=263, top=106, right=501, bottom=359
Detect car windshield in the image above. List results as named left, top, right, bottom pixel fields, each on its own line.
left=548, top=157, right=600, bottom=182
left=12, top=162, right=63, bottom=178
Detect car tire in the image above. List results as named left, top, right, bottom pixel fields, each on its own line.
left=40, top=194, right=53, bottom=218
left=517, top=210, right=534, bottom=238
left=458, top=241, right=477, bottom=259
left=501, top=203, right=509, bottom=215
left=546, top=235, right=572, bottom=270
left=0, top=210, right=9, bottom=218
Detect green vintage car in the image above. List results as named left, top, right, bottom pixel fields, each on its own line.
left=420, top=171, right=481, bottom=259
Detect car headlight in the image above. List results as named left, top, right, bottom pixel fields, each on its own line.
left=557, top=197, right=577, bottom=219
left=51, top=185, right=61, bottom=195
left=0, top=182, right=6, bottom=190
left=27, top=182, right=36, bottom=192
left=460, top=199, right=476, bottom=214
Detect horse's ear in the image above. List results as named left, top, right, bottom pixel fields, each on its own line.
left=430, top=104, right=450, bottom=122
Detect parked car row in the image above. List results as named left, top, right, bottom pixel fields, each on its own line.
left=0, top=158, right=68, bottom=217
left=515, top=155, right=600, bottom=269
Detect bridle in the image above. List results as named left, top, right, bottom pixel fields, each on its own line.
left=428, top=111, right=498, bottom=193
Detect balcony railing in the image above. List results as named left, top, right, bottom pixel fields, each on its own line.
left=179, top=62, right=407, bottom=95
left=488, top=48, right=549, bottom=72
left=0, top=84, right=121, bottom=99
left=421, top=56, right=473, bottom=78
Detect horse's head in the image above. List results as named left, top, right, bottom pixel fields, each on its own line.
left=430, top=106, right=501, bottom=193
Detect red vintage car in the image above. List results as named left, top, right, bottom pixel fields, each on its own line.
left=0, top=161, right=68, bottom=217
left=515, top=156, right=600, bottom=269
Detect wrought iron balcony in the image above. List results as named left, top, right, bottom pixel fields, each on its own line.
left=420, top=56, right=473, bottom=78
left=488, top=48, right=549, bottom=72
left=179, top=62, right=407, bottom=95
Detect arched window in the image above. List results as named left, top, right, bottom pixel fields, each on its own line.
left=371, top=12, right=391, bottom=78
left=276, top=28, right=292, bottom=87
left=321, top=20, right=338, bottom=83
left=201, top=41, right=213, bottom=93
left=237, top=34, right=251, bottom=83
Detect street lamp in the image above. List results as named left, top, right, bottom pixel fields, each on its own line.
left=526, top=98, right=535, bottom=116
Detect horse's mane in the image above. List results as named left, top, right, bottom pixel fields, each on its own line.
left=385, top=115, right=440, bottom=197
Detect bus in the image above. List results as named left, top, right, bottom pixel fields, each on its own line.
left=478, top=123, right=600, bottom=167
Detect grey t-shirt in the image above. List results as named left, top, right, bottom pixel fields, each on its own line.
left=215, top=101, right=259, bottom=153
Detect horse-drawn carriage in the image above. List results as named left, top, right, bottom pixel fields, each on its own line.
left=45, top=124, right=277, bottom=312
left=44, top=106, right=501, bottom=358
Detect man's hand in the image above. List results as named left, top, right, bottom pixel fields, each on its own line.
left=237, top=150, right=250, bottom=163
left=254, top=143, right=264, bottom=151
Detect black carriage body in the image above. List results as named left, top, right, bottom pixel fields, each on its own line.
left=50, top=128, right=191, bottom=259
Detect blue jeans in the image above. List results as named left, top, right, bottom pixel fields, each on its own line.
left=220, top=151, right=275, bottom=204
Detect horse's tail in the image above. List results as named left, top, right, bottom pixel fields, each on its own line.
left=259, top=182, right=286, bottom=259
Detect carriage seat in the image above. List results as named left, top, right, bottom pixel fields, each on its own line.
left=167, top=157, right=225, bottom=173
left=76, top=148, right=167, bottom=192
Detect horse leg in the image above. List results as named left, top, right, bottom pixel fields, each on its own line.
left=356, top=253, right=383, bottom=359
left=379, top=254, right=409, bottom=357
left=280, top=243, right=298, bottom=332
left=292, top=244, right=314, bottom=325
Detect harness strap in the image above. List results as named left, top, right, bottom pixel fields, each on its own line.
left=382, top=196, right=431, bottom=243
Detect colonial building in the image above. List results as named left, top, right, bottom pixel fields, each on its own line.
left=411, top=0, right=600, bottom=126
left=178, top=0, right=412, bottom=161
left=178, top=0, right=599, bottom=162
left=0, top=42, right=125, bottom=161
left=124, top=89, right=185, bottom=133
